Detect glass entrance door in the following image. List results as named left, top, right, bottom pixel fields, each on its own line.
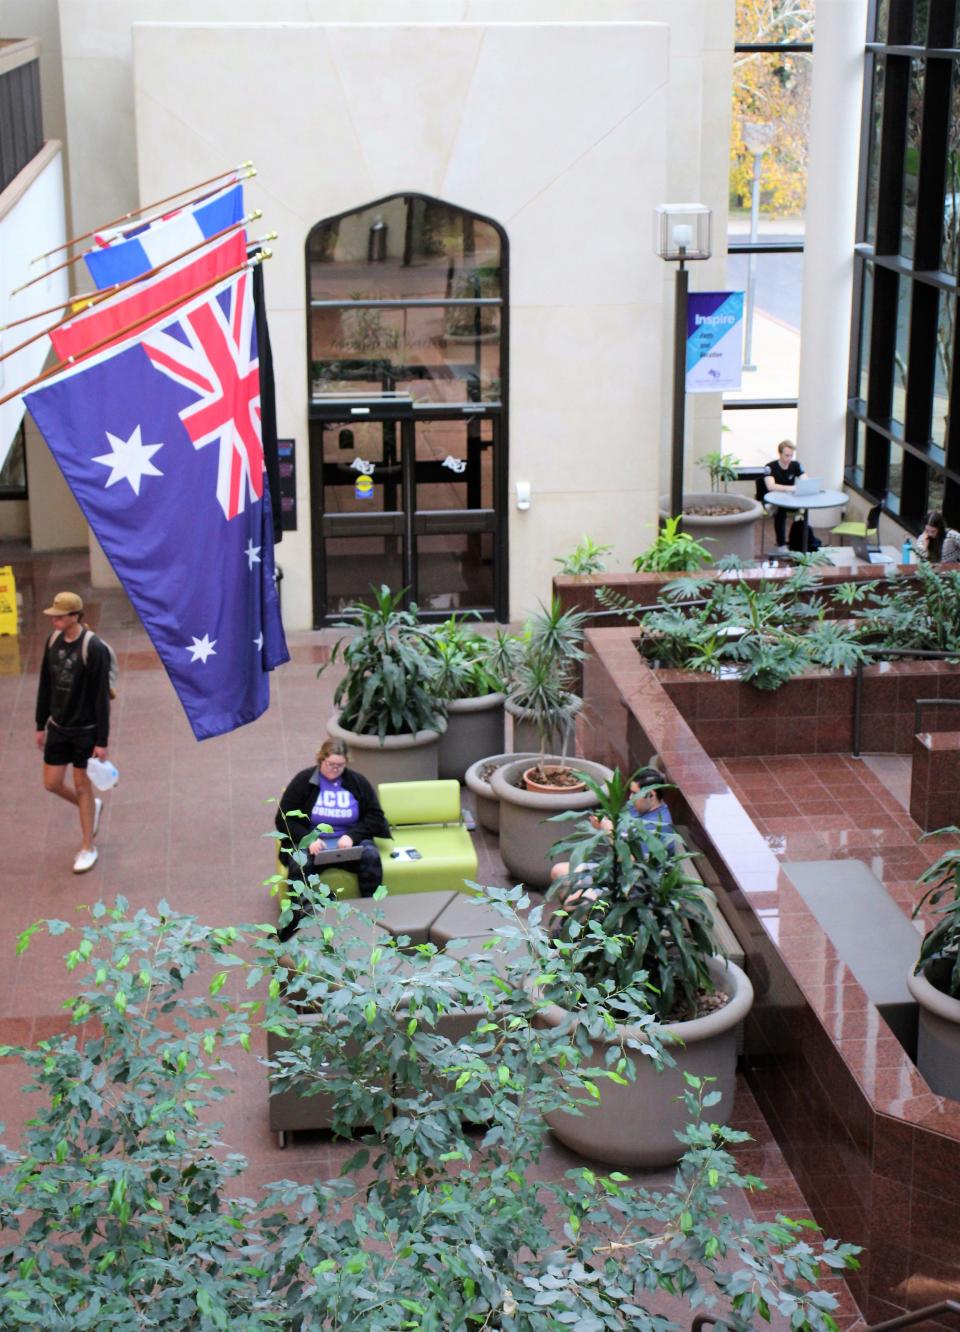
left=310, top=401, right=505, bottom=622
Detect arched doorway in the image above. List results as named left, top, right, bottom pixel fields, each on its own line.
left=306, top=194, right=508, bottom=623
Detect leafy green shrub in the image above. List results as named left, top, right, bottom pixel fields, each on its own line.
left=633, top=516, right=713, bottom=573
left=421, top=614, right=514, bottom=701
left=555, top=536, right=614, bottom=576
left=851, top=561, right=960, bottom=654
left=913, top=828, right=960, bottom=998
left=601, top=565, right=870, bottom=691
left=697, top=450, right=741, bottom=493
left=547, top=769, right=716, bottom=1020
left=0, top=889, right=860, bottom=1330
left=321, top=584, right=445, bottom=739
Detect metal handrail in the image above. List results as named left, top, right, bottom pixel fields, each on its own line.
left=692, top=1301, right=960, bottom=1332
left=915, top=696, right=960, bottom=734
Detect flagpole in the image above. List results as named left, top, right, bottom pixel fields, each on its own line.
left=13, top=171, right=257, bottom=296
left=30, top=163, right=254, bottom=263
left=0, top=211, right=262, bottom=338
left=0, top=254, right=270, bottom=410
left=0, top=214, right=261, bottom=360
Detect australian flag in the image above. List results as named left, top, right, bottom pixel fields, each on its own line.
left=25, top=268, right=289, bottom=740
left=84, top=182, right=245, bottom=289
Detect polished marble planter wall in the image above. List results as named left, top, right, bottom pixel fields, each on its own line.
left=581, top=625, right=960, bottom=1324
left=910, top=731, right=960, bottom=832
left=657, top=660, right=960, bottom=759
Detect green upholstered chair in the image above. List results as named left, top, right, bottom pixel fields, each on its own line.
left=274, top=850, right=361, bottom=901
left=831, top=500, right=882, bottom=547
left=375, top=779, right=478, bottom=896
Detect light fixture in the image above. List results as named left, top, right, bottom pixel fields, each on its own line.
left=654, top=203, right=714, bottom=522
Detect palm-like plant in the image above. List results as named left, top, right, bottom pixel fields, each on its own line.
left=507, top=598, right=589, bottom=772
left=913, top=829, right=960, bottom=998
left=321, top=584, right=444, bottom=740
left=547, top=769, right=716, bottom=1020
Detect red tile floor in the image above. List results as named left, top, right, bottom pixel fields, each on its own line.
left=0, top=542, right=862, bottom=1325
left=717, top=752, right=958, bottom=930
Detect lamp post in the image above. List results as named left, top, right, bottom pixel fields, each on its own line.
left=740, top=123, right=775, bottom=372
left=654, top=204, right=713, bottom=524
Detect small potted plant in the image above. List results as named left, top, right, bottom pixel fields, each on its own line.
left=698, top=448, right=741, bottom=493
left=907, top=828, right=960, bottom=1100
left=657, top=448, right=763, bottom=561
left=322, top=584, right=447, bottom=786
left=541, top=768, right=754, bottom=1167
left=503, top=597, right=589, bottom=779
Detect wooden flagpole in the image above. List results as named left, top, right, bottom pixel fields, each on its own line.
left=30, top=163, right=254, bottom=263
left=12, top=170, right=257, bottom=296
left=0, top=214, right=261, bottom=358
left=0, top=252, right=270, bottom=410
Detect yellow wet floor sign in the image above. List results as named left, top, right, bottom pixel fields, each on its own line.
left=0, top=566, right=18, bottom=636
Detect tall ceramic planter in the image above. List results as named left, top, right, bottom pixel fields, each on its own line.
left=327, top=713, right=446, bottom=790
left=540, top=957, right=754, bottom=1168
left=464, top=752, right=537, bottom=835
left=490, top=755, right=612, bottom=888
left=906, top=960, right=960, bottom=1100
left=658, top=492, right=763, bottom=562
left=505, top=694, right=582, bottom=755
left=438, top=693, right=505, bottom=780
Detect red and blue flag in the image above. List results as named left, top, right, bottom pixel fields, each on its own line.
left=25, top=267, right=289, bottom=740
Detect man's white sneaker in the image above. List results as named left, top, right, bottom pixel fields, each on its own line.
left=93, top=797, right=103, bottom=838
left=73, top=847, right=98, bottom=874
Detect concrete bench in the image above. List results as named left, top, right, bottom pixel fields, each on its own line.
left=782, top=858, right=922, bottom=1053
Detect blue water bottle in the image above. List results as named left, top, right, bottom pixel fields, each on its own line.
left=901, top=537, right=912, bottom=565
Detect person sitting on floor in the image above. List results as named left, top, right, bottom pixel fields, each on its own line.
left=912, top=509, right=960, bottom=564
left=275, top=738, right=389, bottom=900
left=549, top=766, right=677, bottom=903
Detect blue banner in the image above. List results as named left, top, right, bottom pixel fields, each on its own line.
left=686, top=291, right=744, bottom=393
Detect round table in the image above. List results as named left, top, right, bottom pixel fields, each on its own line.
left=763, top=488, right=847, bottom=552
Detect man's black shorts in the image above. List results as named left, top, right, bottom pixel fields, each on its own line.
left=43, top=726, right=95, bottom=769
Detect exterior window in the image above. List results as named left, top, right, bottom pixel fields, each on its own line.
left=723, top=4, right=813, bottom=464
left=849, top=6, right=960, bottom=531
left=307, top=196, right=503, bottom=407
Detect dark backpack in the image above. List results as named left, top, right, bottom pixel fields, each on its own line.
left=49, top=627, right=119, bottom=699
left=788, top=518, right=822, bottom=553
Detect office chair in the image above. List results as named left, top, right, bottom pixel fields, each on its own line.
left=831, top=501, right=882, bottom=548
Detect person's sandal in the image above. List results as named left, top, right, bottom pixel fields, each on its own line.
left=73, top=847, right=98, bottom=874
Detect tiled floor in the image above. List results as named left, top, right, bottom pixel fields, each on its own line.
left=717, top=753, right=958, bottom=930
left=0, top=541, right=861, bottom=1325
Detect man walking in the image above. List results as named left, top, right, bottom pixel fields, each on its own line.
left=35, top=592, right=111, bottom=873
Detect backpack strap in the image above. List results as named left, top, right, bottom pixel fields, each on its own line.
left=79, top=627, right=92, bottom=666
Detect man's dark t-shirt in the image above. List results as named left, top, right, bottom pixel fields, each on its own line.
left=766, top=458, right=804, bottom=488
left=36, top=631, right=111, bottom=745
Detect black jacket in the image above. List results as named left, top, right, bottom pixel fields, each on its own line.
left=275, top=765, right=389, bottom=853
left=35, top=628, right=111, bottom=747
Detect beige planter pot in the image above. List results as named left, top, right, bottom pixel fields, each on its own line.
left=490, top=755, right=612, bottom=888
left=658, top=492, right=763, bottom=562
left=541, top=957, right=754, bottom=1168
left=505, top=693, right=582, bottom=755
left=438, top=692, right=505, bottom=780
left=326, top=713, right=446, bottom=790
left=463, top=751, right=538, bottom=835
left=907, top=960, right=960, bottom=1100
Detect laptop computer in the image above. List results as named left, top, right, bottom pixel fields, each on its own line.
left=793, top=475, right=822, bottom=496
left=309, top=837, right=364, bottom=866
left=852, top=536, right=891, bottom=563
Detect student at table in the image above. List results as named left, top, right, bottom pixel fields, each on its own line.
left=764, top=439, right=804, bottom=548
left=913, top=509, right=960, bottom=564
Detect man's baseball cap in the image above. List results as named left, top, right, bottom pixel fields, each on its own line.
left=43, top=591, right=84, bottom=616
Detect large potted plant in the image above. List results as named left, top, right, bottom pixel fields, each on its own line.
left=322, top=584, right=446, bottom=786
left=504, top=597, right=589, bottom=774
left=657, top=451, right=763, bottom=562
left=423, top=616, right=513, bottom=779
left=542, top=769, right=754, bottom=1167
left=907, top=829, right=960, bottom=1099
left=3, top=892, right=858, bottom=1328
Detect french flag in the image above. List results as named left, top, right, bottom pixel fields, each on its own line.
left=51, top=231, right=248, bottom=363
left=83, top=183, right=245, bottom=289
